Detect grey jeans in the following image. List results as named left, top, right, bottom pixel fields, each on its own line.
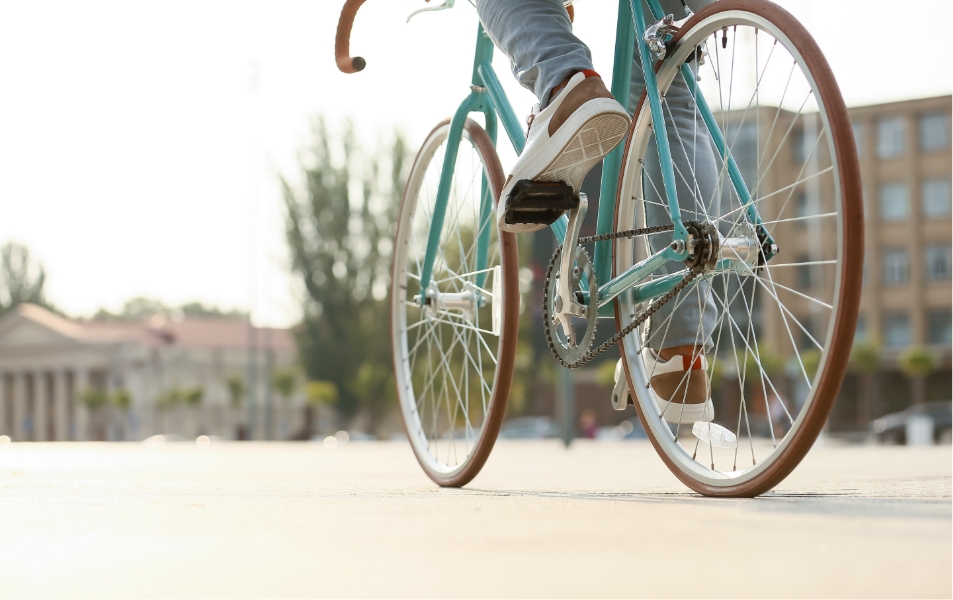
left=475, top=0, right=719, bottom=351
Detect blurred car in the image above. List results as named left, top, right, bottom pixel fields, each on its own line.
left=498, top=416, right=557, bottom=439
left=871, top=401, right=952, bottom=444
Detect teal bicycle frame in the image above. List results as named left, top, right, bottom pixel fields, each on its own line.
left=417, top=0, right=776, bottom=317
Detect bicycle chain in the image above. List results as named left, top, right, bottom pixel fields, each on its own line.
left=543, top=223, right=703, bottom=370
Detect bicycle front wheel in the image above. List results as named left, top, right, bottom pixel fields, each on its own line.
left=613, top=0, right=863, bottom=496
left=391, top=118, right=519, bottom=487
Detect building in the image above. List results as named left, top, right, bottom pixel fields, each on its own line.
left=839, top=95, right=952, bottom=423
left=523, top=95, right=952, bottom=432
left=0, top=304, right=306, bottom=441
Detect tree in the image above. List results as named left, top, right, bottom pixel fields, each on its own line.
left=81, top=389, right=108, bottom=411
left=282, top=117, right=409, bottom=429
left=183, top=387, right=204, bottom=407
left=272, top=369, right=298, bottom=405
left=849, top=342, right=881, bottom=426
left=898, top=346, right=936, bottom=406
left=225, top=376, right=246, bottom=409
left=0, top=242, right=52, bottom=317
left=110, top=389, right=132, bottom=411
left=81, top=388, right=109, bottom=441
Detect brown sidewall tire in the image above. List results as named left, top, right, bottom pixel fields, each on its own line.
left=391, top=118, right=519, bottom=488
left=613, top=0, right=864, bottom=497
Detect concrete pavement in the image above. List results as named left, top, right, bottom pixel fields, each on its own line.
left=0, top=440, right=949, bottom=598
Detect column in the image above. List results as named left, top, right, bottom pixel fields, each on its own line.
left=12, top=371, right=27, bottom=441
left=53, top=370, right=69, bottom=442
left=33, top=370, right=49, bottom=442
left=74, top=368, right=89, bottom=442
left=0, top=372, right=7, bottom=436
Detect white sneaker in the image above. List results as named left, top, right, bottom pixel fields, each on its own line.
left=642, top=349, right=715, bottom=424
left=498, top=71, right=630, bottom=233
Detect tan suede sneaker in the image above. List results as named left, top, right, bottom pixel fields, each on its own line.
left=643, top=349, right=715, bottom=424
left=497, top=70, right=630, bottom=233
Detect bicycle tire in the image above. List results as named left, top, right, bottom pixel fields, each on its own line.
left=391, top=118, right=519, bottom=487
left=613, top=0, right=863, bottom=497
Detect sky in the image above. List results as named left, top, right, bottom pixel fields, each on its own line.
left=1, top=0, right=950, bottom=327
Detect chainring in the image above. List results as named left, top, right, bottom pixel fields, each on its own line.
left=543, top=245, right=598, bottom=365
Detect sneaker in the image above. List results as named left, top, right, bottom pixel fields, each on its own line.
left=642, top=349, right=715, bottom=424
left=498, top=70, right=630, bottom=233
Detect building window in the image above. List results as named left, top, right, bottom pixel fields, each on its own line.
left=851, top=122, right=864, bottom=158
left=922, top=179, right=951, bottom=217
left=925, top=245, right=952, bottom=281
left=883, top=313, right=911, bottom=348
left=877, top=117, right=905, bottom=158
left=883, top=249, right=909, bottom=285
left=927, top=311, right=952, bottom=346
left=920, top=113, right=949, bottom=151
left=879, top=183, right=908, bottom=221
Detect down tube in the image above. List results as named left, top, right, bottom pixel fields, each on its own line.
left=474, top=106, right=498, bottom=292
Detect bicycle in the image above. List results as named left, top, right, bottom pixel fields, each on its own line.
left=335, top=0, right=863, bottom=497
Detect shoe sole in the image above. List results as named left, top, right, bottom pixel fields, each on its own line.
left=499, top=105, right=630, bottom=233
left=652, top=389, right=715, bottom=424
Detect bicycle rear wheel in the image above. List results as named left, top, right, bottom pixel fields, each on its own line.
left=613, top=0, right=863, bottom=496
left=391, top=118, right=519, bottom=487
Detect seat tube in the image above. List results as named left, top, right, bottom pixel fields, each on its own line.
left=631, top=0, right=688, bottom=242
left=593, top=0, right=635, bottom=286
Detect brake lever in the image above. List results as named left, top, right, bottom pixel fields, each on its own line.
left=406, top=0, right=455, bottom=23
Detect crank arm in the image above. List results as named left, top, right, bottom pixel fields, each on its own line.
left=555, top=193, right=589, bottom=341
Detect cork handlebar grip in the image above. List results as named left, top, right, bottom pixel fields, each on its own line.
left=335, top=0, right=369, bottom=73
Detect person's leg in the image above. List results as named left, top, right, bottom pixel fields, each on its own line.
left=625, top=5, right=719, bottom=420
left=475, top=0, right=592, bottom=109
left=476, top=0, right=631, bottom=234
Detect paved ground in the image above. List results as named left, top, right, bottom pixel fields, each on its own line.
left=0, top=439, right=949, bottom=598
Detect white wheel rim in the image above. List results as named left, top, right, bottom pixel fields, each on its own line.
left=616, top=10, right=848, bottom=487
left=392, top=122, right=506, bottom=478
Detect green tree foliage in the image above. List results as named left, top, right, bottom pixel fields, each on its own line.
left=899, top=346, right=937, bottom=406
left=849, top=342, right=881, bottom=374
left=81, top=389, right=108, bottom=410
left=282, top=117, right=409, bottom=422
left=305, top=380, right=339, bottom=406
left=0, top=242, right=53, bottom=317
left=898, top=346, right=937, bottom=378
left=797, top=349, right=822, bottom=380
left=157, top=388, right=183, bottom=411
left=225, top=376, right=246, bottom=409
left=272, top=368, right=299, bottom=404
left=183, top=387, right=204, bottom=407
left=110, top=389, right=132, bottom=411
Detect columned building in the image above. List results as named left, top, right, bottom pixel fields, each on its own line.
left=0, top=304, right=301, bottom=441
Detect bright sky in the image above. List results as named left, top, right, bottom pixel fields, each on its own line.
left=1, top=0, right=950, bottom=327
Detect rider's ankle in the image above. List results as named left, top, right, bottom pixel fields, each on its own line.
left=659, top=344, right=704, bottom=361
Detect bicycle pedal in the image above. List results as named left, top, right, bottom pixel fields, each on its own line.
left=504, top=180, right=579, bottom=226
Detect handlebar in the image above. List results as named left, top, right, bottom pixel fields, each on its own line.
left=335, top=1, right=571, bottom=74
left=335, top=0, right=368, bottom=73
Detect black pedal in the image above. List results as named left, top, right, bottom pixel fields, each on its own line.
left=504, top=180, right=579, bottom=226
